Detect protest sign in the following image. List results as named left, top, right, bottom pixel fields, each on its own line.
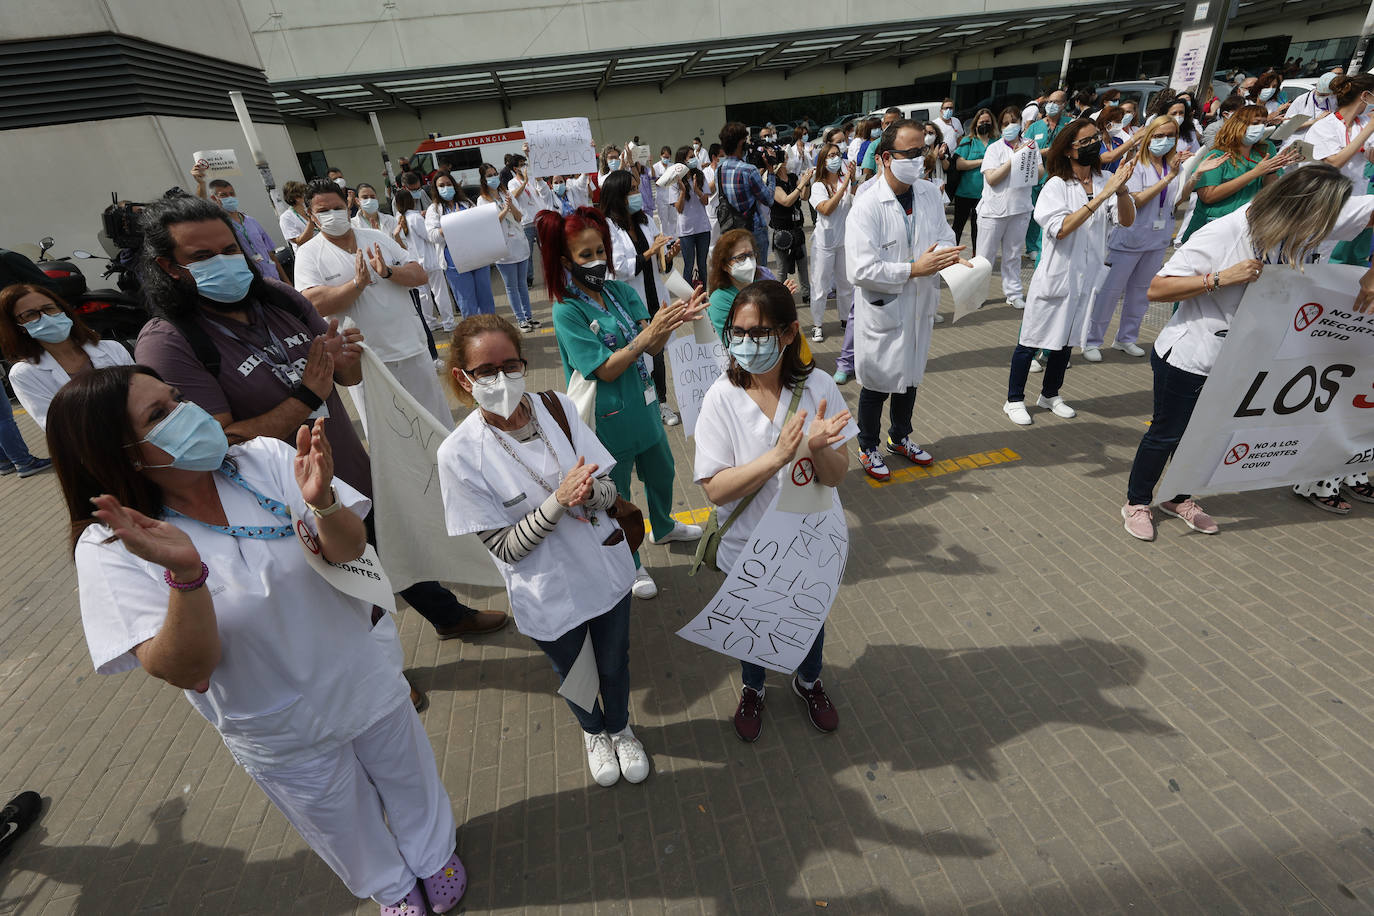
left=1009, top=144, right=1039, bottom=189
left=360, top=348, right=504, bottom=591
left=677, top=496, right=849, bottom=674
left=1157, top=265, right=1374, bottom=499
left=776, top=440, right=833, bottom=515
left=193, top=149, right=241, bottom=177
left=556, top=633, right=600, bottom=713
left=942, top=255, right=993, bottom=322
left=523, top=118, right=598, bottom=178
left=294, top=515, right=396, bottom=613
left=666, top=331, right=726, bottom=437
left=439, top=206, right=508, bottom=273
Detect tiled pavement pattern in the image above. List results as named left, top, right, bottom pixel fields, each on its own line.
left=1, top=250, right=1372, bottom=916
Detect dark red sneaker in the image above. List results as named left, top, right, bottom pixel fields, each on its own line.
left=733, top=687, right=765, bottom=742
left=792, top=677, right=839, bottom=732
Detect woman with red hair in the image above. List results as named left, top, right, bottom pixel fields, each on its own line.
left=538, top=206, right=708, bottom=599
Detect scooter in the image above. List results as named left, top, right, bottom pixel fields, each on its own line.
left=33, top=237, right=148, bottom=350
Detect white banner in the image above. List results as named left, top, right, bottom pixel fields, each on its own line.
left=665, top=331, right=726, bottom=437
left=1157, top=265, right=1374, bottom=499
left=193, top=149, right=241, bottom=176
left=522, top=118, right=598, bottom=179
left=676, top=496, right=849, bottom=674
left=439, top=206, right=508, bottom=273
left=360, top=348, right=505, bottom=591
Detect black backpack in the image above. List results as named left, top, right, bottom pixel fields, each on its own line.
left=716, top=196, right=751, bottom=233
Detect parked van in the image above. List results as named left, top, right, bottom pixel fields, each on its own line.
left=869, top=100, right=946, bottom=124
left=408, top=127, right=527, bottom=191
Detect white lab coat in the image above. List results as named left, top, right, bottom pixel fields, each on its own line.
left=1020, top=174, right=1115, bottom=349
left=8, top=338, right=133, bottom=430
left=608, top=216, right=668, bottom=310
left=844, top=177, right=954, bottom=393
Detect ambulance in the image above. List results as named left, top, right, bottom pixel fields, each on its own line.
left=407, top=127, right=527, bottom=191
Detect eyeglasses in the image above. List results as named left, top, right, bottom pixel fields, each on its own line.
left=726, top=252, right=754, bottom=266
left=464, top=359, right=527, bottom=383
left=888, top=146, right=925, bottom=160
left=15, top=304, right=63, bottom=325
left=725, top=325, right=780, bottom=344
left=1073, top=139, right=1101, bottom=149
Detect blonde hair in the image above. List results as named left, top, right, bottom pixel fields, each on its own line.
left=443, top=314, right=524, bottom=406
left=1132, top=116, right=1179, bottom=169
left=1247, top=165, right=1351, bottom=267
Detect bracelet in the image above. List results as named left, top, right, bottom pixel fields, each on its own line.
left=290, top=384, right=325, bottom=411
left=165, top=562, right=209, bottom=591
left=308, top=486, right=343, bottom=518
left=383, top=265, right=393, bottom=279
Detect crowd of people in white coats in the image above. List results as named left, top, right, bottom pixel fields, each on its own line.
left=1, top=63, right=1371, bottom=916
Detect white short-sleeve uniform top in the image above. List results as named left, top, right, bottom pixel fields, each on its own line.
left=437, top=392, right=635, bottom=641
left=692, top=372, right=857, bottom=574
left=350, top=211, right=398, bottom=235
left=977, top=140, right=1039, bottom=218
left=1153, top=196, right=1374, bottom=376
left=402, top=210, right=441, bottom=271
left=76, top=438, right=407, bottom=774
left=278, top=208, right=309, bottom=251
left=292, top=227, right=426, bottom=362
left=809, top=180, right=851, bottom=249
left=475, top=196, right=532, bottom=265
left=8, top=339, right=133, bottom=430
left=1306, top=112, right=1374, bottom=190
left=1108, top=157, right=1181, bottom=252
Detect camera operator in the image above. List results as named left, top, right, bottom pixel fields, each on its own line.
left=716, top=122, right=776, bottom=268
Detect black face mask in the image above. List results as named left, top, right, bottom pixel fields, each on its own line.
left=567, top=260, right=608, bottom=292
left=977, top=122, right=993, bottom=136
left=1076, top=145, right=1102, bottom=168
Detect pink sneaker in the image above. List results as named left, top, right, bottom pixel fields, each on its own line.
left=1121, top=504, right=1155, bottom=541
left=1159, top=498, right=1219, bottom=534
left=422, top=852, right=467, bottom=913
left=380, top=884, right=425, bottom=916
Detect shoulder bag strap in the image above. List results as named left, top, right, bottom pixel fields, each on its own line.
left=538, top=390, right=575, bottom=447
left=716, top=379, right=807, bottom=539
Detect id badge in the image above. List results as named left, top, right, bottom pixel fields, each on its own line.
left=1153, top=214, right=1167, bottom=231
left=644, top=387, right=657, bottom=406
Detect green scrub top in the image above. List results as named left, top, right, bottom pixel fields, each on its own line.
left=953, top=136, right=990, bottom=198
left=1180, top=143, right=1275, bottom=244
left=552, top=278, right=663, bottom=457
left=707, top=286, right=739, bottom=341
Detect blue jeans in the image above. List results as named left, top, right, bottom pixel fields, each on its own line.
left=679, top=231, right=711, bottom=286
left=752, top=224, right=770, bottom=269
left=443, top=251, right=496, bottom=318
left=742, top=624, right=825, bottom=691
left=0, top=396, right=35, bottom=468
left=534, top=592, right=633, bottom=734
left=1126, top=349, right=1208, bottom=506
left=494, top=259, right=532, bottom=323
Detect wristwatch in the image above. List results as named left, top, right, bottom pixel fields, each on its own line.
left=307, top=486, right=343, bottom=518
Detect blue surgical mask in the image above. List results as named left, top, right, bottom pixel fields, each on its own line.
left=942, top=108, right=953, bottom=119
left=686, top=156, right=699, bottom=169
left=728, top=335, right=783, bottom=375
left=22, top=311, right=73, bottom=344
left=1149, top=136, right=1176, bottom=157
left=1244, top=124, right=1268, bottom=145
left=553, top=181, right=566, bottom=195
left=181, top=253, right=254, bottom=304
left=439, top=185, right=457, bottom=201
left=826, top=156, right=842, bottom=173
left=1121, top=112, right=1134, bottom=128
left=802, top=133, right=810, bottom=142
left=1045, top=102, right=1062, bottom=117
left=1107, top=99, right=1120, bottom=107
left=359, top=197, right=380, bottom=213
left=607, top=158, right=621, bottom=170
left=217, top=196, right=239, bottom=213
left=870, top=128, right=882, bottom=139
left=1001, top=124, right=1021, bottom=143
left=628, top=193, right=643, bottom=213
left=135, top=401, right=229, bottom=471
left=1258, top=87, right=1276, bottom=102
left=485, top=175, right=500, bottom=189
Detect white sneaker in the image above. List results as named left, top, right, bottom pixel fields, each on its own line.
left=433, top=358, right=445, bottom=372
left=609, top=727, right=650, bottom=783
left=648, top=522, right=703, bottom=545
left=1113, top=341, right=1146, bottom=357
left=1027, top=356, right=1043, bottom=373
left=442, top=320, right=456, bottom=333
left=1036, top=394, right=1077, bottom=418
left=660, top=405, right=681, bottom=427
left=1008, top=296, right=1026, bottom=310
left=584, top=732, right=620, bottom=787
left=1082, top=346, right=1103, bottom=363
left=933, top=312, right=945, bottom=324
left=811, top=325, right=824, bottom=342
left=631, top=566, right=658, bottom=599
left=1002, top=400, right=1033, bottom=425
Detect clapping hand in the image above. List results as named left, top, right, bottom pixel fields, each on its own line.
left=353, top=249, right=373, bottom=289
left=556, top=457, right=600, bottom=508
left=90, top=494, right=201, bottom=581
left=912, top=243, right=966, bottom=277
left=320, top=317, right=363, bottom=377
left=771, top=409, right=808, bottom=471
left=294, top=418, right=335, bottom=509
left=806, top=399, right=852, bottom=454
left=364, top=243, right=390, bottom=279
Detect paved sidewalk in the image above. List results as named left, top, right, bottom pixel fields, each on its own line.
left=1, top=274, right=1372, bottom=915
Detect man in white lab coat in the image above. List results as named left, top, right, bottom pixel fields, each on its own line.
left=845, top=120, right=968, bottom=482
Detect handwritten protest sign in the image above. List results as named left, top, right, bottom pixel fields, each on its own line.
left=360, top=348, right=504, bottom=591
left=666, top=331, right=726, bottom=437
left=677, top=496, right=849, bottom=674
left=523, top=118, right=598, bottom=178
left=1158, top=265, right=1374, bottom=499
left=193, top=149, right=241, bottom=177
left=1009, top=144, right=1039, bottom=189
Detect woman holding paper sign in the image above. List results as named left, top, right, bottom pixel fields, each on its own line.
left=476, top=162, right=536, bottom=332
left=539, top=206, right=707, bottom=601
left=52, top=366, right=466, bottom=916
left=693, top=280, right=856, bottom=742
left=978, top=107, right=1042, bottom=311
left=424, top=170, right=497, bottom=319
left=437, top=314, right=651, bottom=789
left=1002, top=119, right=1136, bottom=427
left=1121, top=164, right=1374, bottom=539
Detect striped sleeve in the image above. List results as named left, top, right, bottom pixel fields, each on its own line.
left=478, top=493, right=566, bottom=564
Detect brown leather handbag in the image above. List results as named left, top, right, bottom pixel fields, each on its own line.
left=537, top=391, right=645, bottom=553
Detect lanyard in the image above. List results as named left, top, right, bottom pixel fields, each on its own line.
left=1148, top=160, right=1170, bottom=212
left=164, top=461, right=295, bottom=539
left=205, top=307, right=303, bottom=388
left=483, top=402, right=597, bottom=527
left=565, top=283, right=653, bottom=392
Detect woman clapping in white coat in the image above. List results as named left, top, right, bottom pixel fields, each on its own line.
left=1002, top=119, right=1136, bottom=426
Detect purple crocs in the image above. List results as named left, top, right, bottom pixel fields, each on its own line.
left=379, top=884, right=425, bottom=916
left=422, top=852, right=467, bottom=913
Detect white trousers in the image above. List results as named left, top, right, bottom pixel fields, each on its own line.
left=809, top=244, right=852, bottom=328
left=253, top=700, right=456, bottom=905
left=420, top=268, right=455, bottom=327
left=348, top=352, right=453, bottom=438
left=978, top=211, right=1032, bottom=301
